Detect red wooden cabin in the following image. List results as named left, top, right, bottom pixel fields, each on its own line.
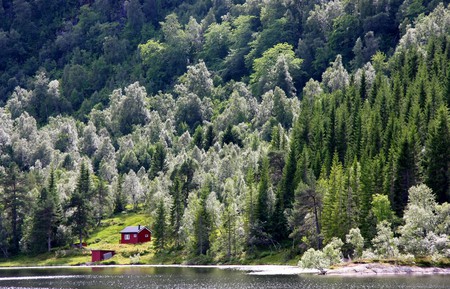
left=120, top=225, right=152, bottom=244
left=91, top=250, right=115, bottom=262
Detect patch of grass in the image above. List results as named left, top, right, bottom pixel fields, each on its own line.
left=86, top=212, right=151, bottom=246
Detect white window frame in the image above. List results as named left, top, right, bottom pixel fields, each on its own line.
left=134, top=234, right=137, bottom=238
left=124, top=234, right=130, bottom=240
left=145, top=234, right=149, bottom=238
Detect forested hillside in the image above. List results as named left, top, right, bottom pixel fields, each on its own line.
left=0, top=0, right=449, bottom=263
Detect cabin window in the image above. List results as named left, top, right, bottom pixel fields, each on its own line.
left=145, top=234, right=149, bottom=238
left=134, top=234, right=137, bottom=238
left=124, top=234, right=130, bottom=240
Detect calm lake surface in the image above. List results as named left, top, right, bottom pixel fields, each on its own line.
left=0, top=266, right=450, bottom=289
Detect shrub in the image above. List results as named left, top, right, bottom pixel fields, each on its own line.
left=130, top=253, right=141, bottom=264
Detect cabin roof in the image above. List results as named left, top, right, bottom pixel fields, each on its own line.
left=120, top=226, right=151, bottom=234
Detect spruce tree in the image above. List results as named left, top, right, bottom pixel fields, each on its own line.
left=426, top=106, right=450, bottom=203
left=94, top=177, right=109, bottom=225
left=154, top=199, right=167, bottom=251
left=170, top=175, right=184, bottom=248
left=150, top=142, right=166, bottom=178
left=67, top=162, right=93, bottom=248
left=194, top=188, right=211, bottom=255
left=114, top=175, right=126, bottom=214
left=203, top=125, right=215, bottom=151
left=256, top=156, right=270, bottom=230
left=391, top=130, right=419, bottom=216
left=30, top=169, right=62, bottom=253
left=0, top=163, right=27, bottom=254
left=321, top=154, right=346, bottom=243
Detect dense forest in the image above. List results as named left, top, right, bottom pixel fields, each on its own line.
left=0, top=0, right=450, bottom=264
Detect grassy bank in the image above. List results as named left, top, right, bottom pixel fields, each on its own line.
left=0, top=212, right=298, bottom=267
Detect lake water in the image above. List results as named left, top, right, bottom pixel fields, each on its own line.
left=0, top=266, right=450, bottom=289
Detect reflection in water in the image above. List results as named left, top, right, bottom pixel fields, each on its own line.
left=0, top=267, right=449, bottom=289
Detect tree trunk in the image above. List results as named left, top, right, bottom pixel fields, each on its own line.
left=11, top=183, right=18, bottom=253
left=227, top=211, right=231, bottom=259
left=313, top=197, right=322, bottom=249
left=47, top=232, right=52, bottom=252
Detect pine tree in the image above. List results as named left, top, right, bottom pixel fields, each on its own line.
left=67, top=162, right=93, bottom=248
left=288, top=170, right=322, bottom=249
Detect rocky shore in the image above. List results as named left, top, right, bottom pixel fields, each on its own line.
left=327, top=263, right=450, bottom=275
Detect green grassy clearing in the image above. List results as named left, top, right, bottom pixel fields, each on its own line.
left=0, top=211, right=299, bottom=267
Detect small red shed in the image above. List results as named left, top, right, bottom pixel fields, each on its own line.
left=91, top=250, right=116, bottom=262
left=120, top=225, right=152, bottom=244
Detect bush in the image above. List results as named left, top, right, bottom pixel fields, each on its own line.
left=299, top=237, right=344, bottom=273
left=299, top=248, right=329, bottom=273
left=323, top=237, right=344, bottom=265
left=130, top=253, right=141, bottom=264
left=346, top=228, right=364, bottom=259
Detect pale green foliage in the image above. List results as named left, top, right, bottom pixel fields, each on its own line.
left=361, top=249, right=377, bottom=260
left=48, top=116, right=79, bottom=154
left=215, top=83, right=257, bottom=131
left=302, top=78, right=323, bottom=102
left=399, top=184, right=438, bottom=256
left=185, top=17, right=202, bottom=55
left=371, top=51, right=387, bottom=73
left=436, top=203, right=450, bottom=235
left=354, top=62, right=376, bottom=91
left=307, top=0, right=345, bottom=34
left=16, top=112, right=37, bottom=141
left=129, top=253, right=141, bottom=264
left=396, top=3, right=450, bottom=54
left=123, top=170, right=144, bottom=210
left=111, top=82, right=150, bottom=135
left=175, top=61, right=214, bottom=99
left=322, top=237, right=344, bottom=265
left=161, top=13, right=186, bottom=47
left=346, top=228, right=364, bottom=258
left=6, top=87, right=32, bottom=119
left=138, top=40, right=166, bottom=64
left=0, top=108, right=13, bottom=154
left=321, top=55, right=349, bottom=92
left=371, top=194, right=394, bottom=223
left=299, top=237, right=343, bottom=271
left=299, top=248, right=329, bottom=271
left=372, top=221, right=399, bottom=259
left=250, top=43, right=302, bottom=96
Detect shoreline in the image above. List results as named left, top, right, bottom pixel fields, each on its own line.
left=1, top=263, right=450, bottom=276
left=326, top=263, right=450, bottom=276
left=0, top=264, right=313, bottom=275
